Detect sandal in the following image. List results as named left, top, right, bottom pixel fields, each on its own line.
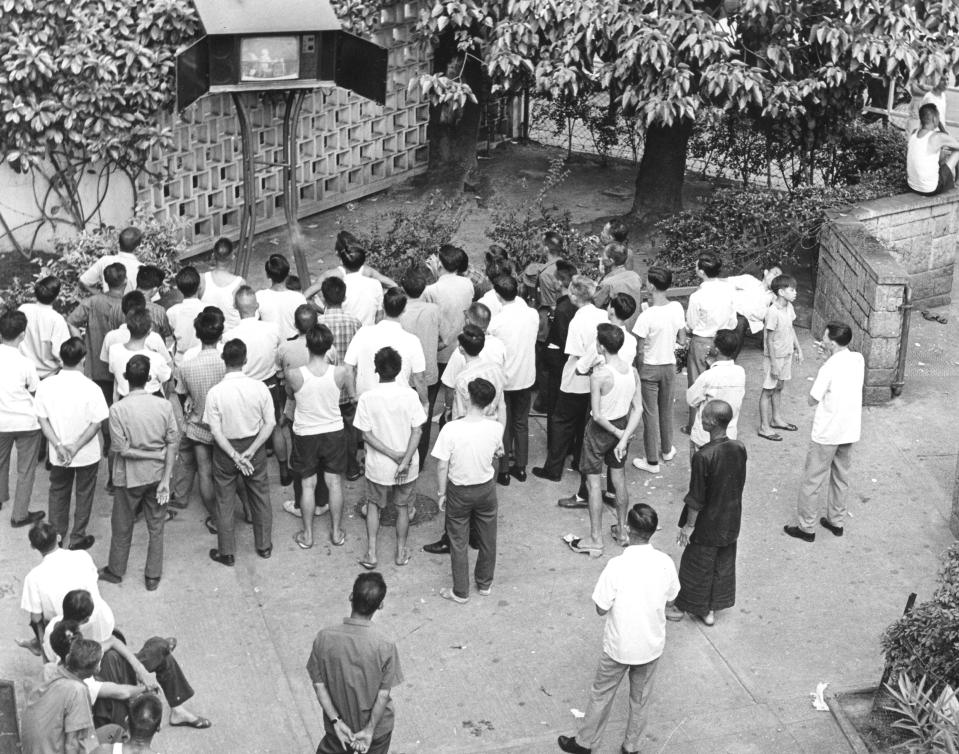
left=293, top=531, right=313, bottom=550
left=770, top=423, right=798, bottom=432
left=330, top=531, right=346, bottom=547
left=757, top=431, right=783, bottom=442
left=561, top=533, right=603, bottom=559
left=170, top=716, right=212, bottom=729
left=395, top=549, right=412, bottom=566
left=357, top=558, right=377, bottom=570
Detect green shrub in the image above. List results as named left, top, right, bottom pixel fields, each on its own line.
left=883, top=674, right=959, bottom=753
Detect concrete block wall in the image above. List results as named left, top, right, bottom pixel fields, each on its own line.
left=813, top=215, right=908, bottom=404
left=848, top=191, right=959, bottom=308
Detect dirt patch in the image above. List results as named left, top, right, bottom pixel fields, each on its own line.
left=832, top=688, right=909, bottom=752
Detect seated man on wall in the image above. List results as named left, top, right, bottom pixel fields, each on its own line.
left=907, top=102, right=959, bottom=195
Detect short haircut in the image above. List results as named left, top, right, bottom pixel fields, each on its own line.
left=202, top=306, right=225, bottom=326
left=128, top=693, right=163, bottom=740
left=136, top=265, right=164, bottom=291
left=286, top=275, right=301, bottom=291
left=62, top=589, right=94, bottom=623
left=175, top=266, right=201, bottom=297
left=713, top=329, right=740, bottom=359
left=438, top=244, right=462, bottom=272
left=59, top=337, right=86, bottom=367
left=383, top=287, right=407, bottom=318
left=604, top=242, right=628, bottom=267
left=65, top=638, right=102, bottom=678
left=697, top=252, right=722, bottom=278
left=336, top=232, right=366, bottom=271
left=265, top=254, right=291, bottom=283
left=609, top=293, right=636, bottom=322
left=485, top=253, right=513, bottom=281
left=771, top=274, right=797, bottom=295
left=596, top=322, right=625, bottom=354
left=334, top=230, right=359, bottom=254
left=124, top=354, right=151, bottom=389
left=466, top=302, right=491, bottom=329
left=28, top=521, right=59, bottom=554
left=568, top=275, right=597, bottom=303
left=126, top=308, right=152, bottom=339
left=703, top=399, right=733, bottom=428
left=212, top=237, right=234, bottom=261
left=118, top=227, right=142, bottom=253
left=626, top=503, right=658, bottom=538
left=293, top=303, right=318, bottom=334
left=374, top=346, right=402, bottom=380
left=0, top=310, right=27, bottom=340
left=919, top=102, right=940, bottom=126
left=454, top=247, right=470, bottom=274
left=121, top=290, right=146, bottom=315
left=647, top=266, right=672, bottom=291
left=221, top=338, right=247, bottom=368
left=401, top=269, right=427, bottom=299
left=194, top=310, right=224, bottom=345
left=458, top=324, right=485, bottom=357
left=467, top=377, right=496, bottom=408
left=35, top=276, right=61, bottom=305
left=50, top=619, right=82, bottom=664
left=351, top=572, right=387, bottom=616
left=321, top=276, right=347, bottom=306
left=103, top=262, right=127, bottom=290
left=306, top=324, right=334, bottom=356
left=606, top=219, right=628, bottom=243
left=543, top=231, right=563, bottom=256
left=555, top=260, right=576, bottom=287
left=826, top=321, right=853, bottom=346
left=492, top=274, right=518, bottom=301
left=233, top=284, right=258, bottom=312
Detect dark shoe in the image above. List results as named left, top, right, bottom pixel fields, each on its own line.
left=346, top=469, right=363, bottom=482
left=209, top=549, right=235, bottom=567
left=68, top=535, right=95, bottom=551
left=558, top=495, right=587, bottom=509
left=496, top=471, right=511, bottom=486
left=508, top=466, right=527, bottom=482
left=256, top=546, right=272, bottom=559
left=11, top=511, right=45, bottom=528
left=423, top=538, right=451, bottom=555
left=167, top=498, right=189, bottom=510
left=820, top=517, right=844, bottom=536
left=204, top=517, right=218, bottom=535
left=783, top=525, right=815, bottom=542
left=532, top=466, right=562, bottom=482
left=602, top=492, right=617, bottom=507
left=558, top=735, right=591, bottom=754
left=279, top=462, right=292, bottom=487
left=98, top=567, right=123, bottom=584
left=621, top=748, right=638, bottom=754
left=145, top=577, right=160, bottom=591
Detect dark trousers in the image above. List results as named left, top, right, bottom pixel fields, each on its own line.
left=686, top=335, right=713, bottom=429
left=540, top=347, right=565, bottom=417
left=316, top=730, right=392, bottom=754
left=731, top=314, right=749, bottom=360
left=500, top=387, right=532, bottom=472
left=212, top=436, right=272, bottom=556
left=48, top=462, right=99, bottom=545
left=94, top=639, right=194, bottom=728
left=340, top=400, right=360, bottom=477
left=108, top=482, right=165, bottom=579
left=542, top=391, right=590, bottom=477
left=418, top=364, right=447, bottom=468
left=94, top=379, right=114, bottom=455
left=446, top=479, right=497, bottom=599
left=0, top=429, right=42, bottom=520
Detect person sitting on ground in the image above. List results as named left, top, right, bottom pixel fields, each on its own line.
left=907, top=102, right=959, bottom=195
left=95, top=693, right=164, bottom=754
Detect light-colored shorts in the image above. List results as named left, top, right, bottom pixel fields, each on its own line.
left=762, top=355, right=792, bottom=389
left=366, top=479, right=415, bottom=510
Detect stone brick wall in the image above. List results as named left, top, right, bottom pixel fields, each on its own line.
left=813, top=214, right=908, bottom=404
left=846, top=191, right=959, bottom=308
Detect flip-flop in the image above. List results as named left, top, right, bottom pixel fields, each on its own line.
left=358, top=504, right=368, bottom=519
left=757, top=431, right=783, bottom=442
left=330, top=532, right=346, bottom=547
left=610, top=524, right=628, bottom=547
left=293, top=531, right=313, bottom=550
left=204, top=517, right=217, bottom=535
left=395, top=549, right=411, bottom=566
left=163, top=509, right=178, bottom=522
left=170, top=716, right=212, bottom=729
left=770, top=423, right=798, bottom=432
left=357, top=559, right=377, bottom=570
left=561, top=533, right=603, bottom=559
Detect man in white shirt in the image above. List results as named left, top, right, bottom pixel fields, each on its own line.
left=0, top=309, right=46, bottom=527
left=99, top=291, right=170, bottom=366
left=684, top=330, right=746, bottom=453
left=106, top=310, right=172, bottom=398
left=423, top=244, right=474, bottom=384
left=785, top=322, right=864, bottom=542
left=727, top=266, right=781, bottom=356
left=336, top=242, right=384, bottom=326
left=79, top=226, right=142, bottom=294
left=345, top=287, right=427, bottom=402
left=166, top=266, right=205, bottom=367
left=19, top=276, right=70, bottom=379
left=486, top=275, right=539, bottom=486
left=558, top=503, right=679, bottom=754
left=256, top=253, right=306, bottom=340
left=533, top=276, right=607, bottom=486
left=684, top=252, right=737, bottom=432
left=35, top=338, right=109, bottom=551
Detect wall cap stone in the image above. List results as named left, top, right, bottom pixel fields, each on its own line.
left=846, top=190, right=959, bottom=221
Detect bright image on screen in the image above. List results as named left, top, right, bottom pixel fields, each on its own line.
left=240, top=36, right=299, bottom=81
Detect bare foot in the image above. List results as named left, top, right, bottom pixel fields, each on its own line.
left=395, top=548, right=411, bottom=566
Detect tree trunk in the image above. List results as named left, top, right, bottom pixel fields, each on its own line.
left=427, top=94, right=483, bottom=191
left=630, top=120, right=694, bottom=219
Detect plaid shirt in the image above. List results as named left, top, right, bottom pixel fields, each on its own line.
left=319, top=307, right=361, bottom=403
left=177, top=348, right=226, bottom=444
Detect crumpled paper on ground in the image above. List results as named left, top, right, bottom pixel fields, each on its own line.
left=811, top=682, right=829, bottom=710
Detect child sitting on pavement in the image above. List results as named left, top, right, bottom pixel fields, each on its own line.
left=758, top=274, right=804, bottom=442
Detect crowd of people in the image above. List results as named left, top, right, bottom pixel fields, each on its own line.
left=4, top=221, right=865, bottom=753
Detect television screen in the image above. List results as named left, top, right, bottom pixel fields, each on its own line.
left=240, top=36, right=299, bottom=82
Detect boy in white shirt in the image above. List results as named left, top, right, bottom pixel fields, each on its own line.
left=256, top=254, right=306, bottom=340
left=106, top=310, right=172, bottom=398
left=758, top=274, right=803, bottom=442
left=684, top=330, right=745, bottom=455
left=99, top=291, right=170, bottom=365
left=354, top=347, right=426, bottom=570
left=19, top=276, right=70, bottom=379
left=166, top=266, right=205, bottom=368
left=432, top=378, right=504, bottom=604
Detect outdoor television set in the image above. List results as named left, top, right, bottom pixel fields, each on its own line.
left=206, top=33, right=325, bottom=89
left=241, top=36, right=301, bottom=81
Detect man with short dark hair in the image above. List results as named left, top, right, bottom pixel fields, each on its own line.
left=307, top=572, right=402, bottom=754
left=256, top=253, right=306, bottom=340
left=105, top=310, right=171, bottom=399
left=134, top=266, right=171, bottom=340
left=35, top=338, right=109, bottom=550
left=558, top=504, right=679, bottom=754
left=166, top=266, right=205, bottom=367
left=79, top=226, right=142, bottom=294
left=399, top=270, right=441, bottom=468
left=199, top=238, right=245, bottom=330
left=19, top=275, right=71, bottom=379
left=593, top=243, right=644, bottom=331
left=94, top=693, right=164, bottom=753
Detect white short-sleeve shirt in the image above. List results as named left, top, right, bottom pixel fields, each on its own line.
left=591, top=544, right=680, bottom=665
left=487, top=298, right=540, bottom=391
left=344, top=320, right=426, bottom=396
left=79, top=252, right=139, bottom=294
left=166, top=298, right=205, bottom=366
left=100, top=326, right=170, bottom=364
left=810, top=348, right=864, bottom=445
left=441, top=335, right=507, bottom=388
left=342, top=272, right=384, bottom=327
left=431, top=416, right=504, bottom=486
left=686, top=278, right=738, bottom=337
left=225, top=318, right=282, bottom=382
left=560, top=304, right=608, bottom=394
left=34, top=370, right=109, bottom=467
left=686, top=360, right=746, bottom=447
left=106, top=344, right=171, bottom=397
left=18, top=303, right=70, bottom=379
left=0, top=343, right=40, bottom=431
left=633, top=301, right=686, bottom=365
left=256, top=288, right=306, bottom=340
left=204, top=371, right=273, bottom=439
left=354, top=382, right=427, bottom=485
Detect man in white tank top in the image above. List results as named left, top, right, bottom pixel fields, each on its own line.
left=907, top=102, right=959, bottom=195
left=199, top=238, right=245, bottom=330
left=562, top=324, right=642, bottom=559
